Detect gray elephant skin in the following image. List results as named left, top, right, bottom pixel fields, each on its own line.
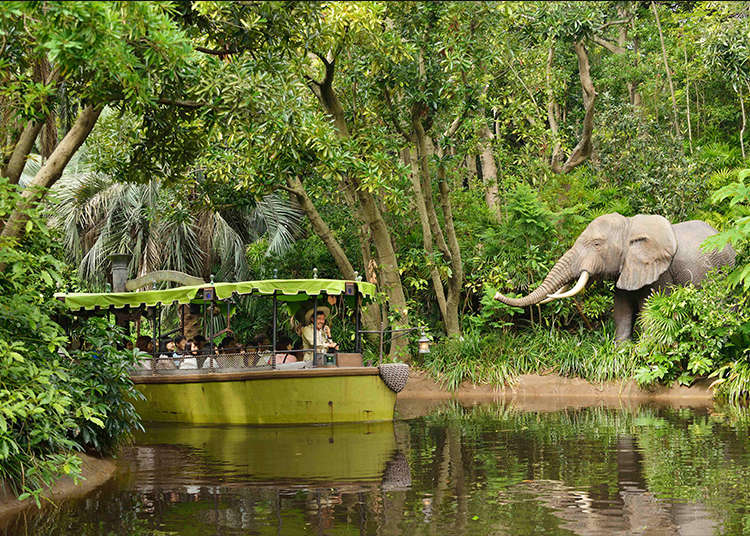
left=493, top=213, right=736, bottom=341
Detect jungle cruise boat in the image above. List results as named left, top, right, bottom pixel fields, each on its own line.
left=55, top=274, right=409, bottom=425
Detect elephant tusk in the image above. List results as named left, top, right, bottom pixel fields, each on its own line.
left=547, top=271, right=590, bottom=299
left=540, top=284, right=570, bottom=304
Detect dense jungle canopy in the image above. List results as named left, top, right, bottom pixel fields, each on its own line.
left=1, top=0, right=750, bottom=498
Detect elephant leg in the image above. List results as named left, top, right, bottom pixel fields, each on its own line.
left=614, top=289, right=636, bottom=342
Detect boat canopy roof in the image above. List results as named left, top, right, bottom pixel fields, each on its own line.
left=55, top=279, right=377, bottom=312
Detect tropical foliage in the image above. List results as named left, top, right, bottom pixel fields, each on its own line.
left=0, top=180, right=142, bottom=503
left=5, top=0, right=750, bottom=502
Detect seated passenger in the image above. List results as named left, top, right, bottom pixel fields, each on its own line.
left=301, top=307, right=338, bottom=364
left=135, top=335, right=154, bottom=354
left=275, top=336, right=297, bottom=364
left=172, top=335, right=188, bottom=356
left=213, top=336, right=238, bottom=369
left=254, top=333, right=272, bottom=366
left=189, top=335, right=208, bottom=354
left=134, top=335, right=154, bottom=369
left=173, top=335, right=197, bottom=369
left=189, top=335, right=208, bottom=368
left=218, top=336, right=237, bottom=353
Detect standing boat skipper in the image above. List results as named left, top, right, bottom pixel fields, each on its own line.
left=301, top=306, right=339, bottom=364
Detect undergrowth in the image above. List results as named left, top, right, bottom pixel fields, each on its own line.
left=419, top=323, right=644, bottom=390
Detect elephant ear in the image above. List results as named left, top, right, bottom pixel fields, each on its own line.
left=617, top=215, right=677, bottom=291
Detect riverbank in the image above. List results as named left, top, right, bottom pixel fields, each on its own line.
left=0, top=454, right=116, bottom=528
left=398, top=369, right=714, bottom=411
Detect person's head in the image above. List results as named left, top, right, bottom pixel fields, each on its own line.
left=135, top=335, right=153, bottom=353
left=194, top=335, right=207, bottom=347
left=277, top=336, right=293, bottom=351
left=219, top=336, right=235, bottom=349
left=253, top=333, right=270, bottom=349
left=315, top=311, right=326, bottom=329
left=174, top=335, right=187, bottom=351
left=159, top=338, right=173, bottom=353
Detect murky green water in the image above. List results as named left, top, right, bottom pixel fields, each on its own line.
left=4, top=400, right=750, bottom=535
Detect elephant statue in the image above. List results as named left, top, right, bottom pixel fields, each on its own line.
left=493, top=213, right=736, bottom=341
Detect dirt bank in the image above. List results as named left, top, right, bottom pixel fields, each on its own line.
left=0, top=453, right=116, bottom=528
left=398, top=369, right=714, bottom=415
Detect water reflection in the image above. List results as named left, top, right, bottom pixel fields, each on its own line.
left=4, top=402, right=750, bottom=535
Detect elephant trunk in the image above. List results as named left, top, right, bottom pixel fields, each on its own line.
left=493, top=249, right=576, bottom=307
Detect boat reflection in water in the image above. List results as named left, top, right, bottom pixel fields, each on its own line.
left=118, top=420, right=410, bottom=533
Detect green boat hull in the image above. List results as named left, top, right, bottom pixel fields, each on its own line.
left=132, top=367, right=397, bottom=425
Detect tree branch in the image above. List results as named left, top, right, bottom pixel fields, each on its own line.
left=561, top=40, right=596, bottom=173
left=594, top=17, right=633, bottom=32
left=383, top=87, right=410, bottom=143
left=0, top=105, right=102, bottom=246
left=442, top=108, right=466, bottom=140
left=2, top=121, right=43, bottom=185
left=157, top=98, right=205, bottom=109
left=592, top=34, right=628, bottom=55
left=195, top=45, right=244, bottom=56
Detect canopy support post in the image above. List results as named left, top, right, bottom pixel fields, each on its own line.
left=209, top=298, right=215, bottom=356
left=151, top=306, right=157, bottom=374
left=313, top=299, right=318, bottom=368
left=355, top=292, right=362, bottom=354
left=157, top=305, right=161, bottom=351
left=379, top=320, right=384, bottom=366
left=272, top=292, right=277, bottom=369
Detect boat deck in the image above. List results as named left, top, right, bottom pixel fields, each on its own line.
left=131, top=366, right=380, bottom=384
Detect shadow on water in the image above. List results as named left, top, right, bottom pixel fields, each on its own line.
left=4, top=401, right=750, bottom=535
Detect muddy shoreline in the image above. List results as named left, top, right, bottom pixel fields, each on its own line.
left=0, top=453, right=116, bottom=529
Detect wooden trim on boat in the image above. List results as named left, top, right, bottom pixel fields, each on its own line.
left=131, top=366, right=380, bottom=385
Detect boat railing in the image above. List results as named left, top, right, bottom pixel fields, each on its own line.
left=129, top=348, right=340, bottom=376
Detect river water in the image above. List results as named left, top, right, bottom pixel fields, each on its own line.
left=4, top=399, right=750, bottom=535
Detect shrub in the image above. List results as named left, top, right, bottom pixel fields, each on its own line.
left=635, top=272, right=750, bottom=388
left=67, top=318, right=143, bottom=455
left=0, top=179, right=142, bottom=503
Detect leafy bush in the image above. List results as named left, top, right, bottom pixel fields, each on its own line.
left=421, top=324, right=641, bottom=391
left=635, top=272, right=750, bottom=388
left=420, top=329, right=516, bottom=390
left=702, top=168, right=750, bottom=290
left=67, top=319, right=143, bottom=455
left=0, top=179, right=142, bottom=503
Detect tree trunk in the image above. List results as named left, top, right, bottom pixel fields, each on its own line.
left=357, top=223, right=384, bottom=340
left=560, top=40, right=596, bottom=173
left=406, top=144, right=449, bottom=323
left=308, top=57, right=410, bottom=358
left=437, top=169, right=463, bottom=337
left=354, top=186, right=410, bottom=357
left=286, top=175, right=356, bottom=279
left=0, top=105, right=102, bottom=246
left=180, top=305, right=202, bottom=340
left=478, top=122, right=501, bottom=217
left=2, top=57, right=61, bottom=183
left=546, top=45, right=563, bottom=173
left=2, top=120, right=43, bottom=185
left=652, top=2, right=681, bottom=136
left=683, top=38, right=693, bottom=154
left=411, top=109, right=463, bottom=337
